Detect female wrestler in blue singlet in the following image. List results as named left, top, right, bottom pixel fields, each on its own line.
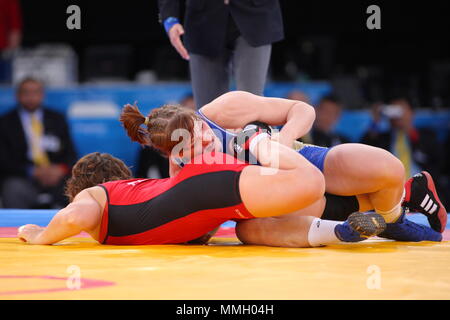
left=193, top=92, right=446, bottom=236
left=195, top=91, right=404, bottom=223
left=191, top=92, right=446, bottom=246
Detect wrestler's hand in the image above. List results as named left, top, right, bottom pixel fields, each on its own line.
left=232, top=122, right=272, bottom=156
left=17, top=224, right=45, bottom=243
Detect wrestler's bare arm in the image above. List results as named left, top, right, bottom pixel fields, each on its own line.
left=200, top=91, right=315, bottom=147
left=17, top=189, right=102, bottom=245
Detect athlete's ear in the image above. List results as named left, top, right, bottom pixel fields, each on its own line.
left=173, top=157, right=185, bottom=168
left=170, top=153, right=190, bottom=168
left=168, top=158, right=182, bottom=177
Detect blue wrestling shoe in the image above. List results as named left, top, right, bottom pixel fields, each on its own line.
left=378, top=211, right=442, bottom=242
left=335, top=212, right=387, bottom=242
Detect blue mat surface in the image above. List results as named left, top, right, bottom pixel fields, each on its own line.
left=0, top=210, right=57, bottom=227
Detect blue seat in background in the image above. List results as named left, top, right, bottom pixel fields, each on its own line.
left=67, top=100, right=141, bottom=171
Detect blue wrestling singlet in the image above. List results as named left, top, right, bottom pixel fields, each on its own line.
left=197, top=109, right=236, bottom=154
left=297, top=144, right=331, bottom=172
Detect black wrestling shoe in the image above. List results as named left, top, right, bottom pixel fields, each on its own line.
left=403, top=171, right=447, bottom=233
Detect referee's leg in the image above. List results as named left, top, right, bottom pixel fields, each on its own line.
left=232, top=36, right=272, bottom=96
left=189, top=51, right=231, bottom=109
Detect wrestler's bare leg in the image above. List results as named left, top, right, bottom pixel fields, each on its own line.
left=235, top=193, right=374, bottom=247
left=323, top=144, right=405, bottom=222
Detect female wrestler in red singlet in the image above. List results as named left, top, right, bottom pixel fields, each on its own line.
left=17, top=117, right=325, bottom=245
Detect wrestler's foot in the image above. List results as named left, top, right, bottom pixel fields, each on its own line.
left=378, top=212, right=442, bottom=242
left=335, top=212, right=386, bottom=242
left=403, top=171, right=447, bottom=233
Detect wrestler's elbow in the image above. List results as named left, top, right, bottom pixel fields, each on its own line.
left=59, top=205, right=88, bottom=231
left=297, top=101, right=316, bottom=125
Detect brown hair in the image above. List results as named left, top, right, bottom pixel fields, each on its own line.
left=119, top=103, right=200, bottom=156
left=65, top=152, right=132, bottom=202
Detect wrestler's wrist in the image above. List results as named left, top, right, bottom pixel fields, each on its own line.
left=278, top=129, right=299, bottom=146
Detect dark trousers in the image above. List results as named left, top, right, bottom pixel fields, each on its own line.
left=189, top=36, right=272, bottom=108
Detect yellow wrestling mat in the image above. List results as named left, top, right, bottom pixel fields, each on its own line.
left=1, top=236, right=450, bottom=300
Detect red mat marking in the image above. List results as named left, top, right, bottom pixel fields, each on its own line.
left=443, top=229, right=450, bottom=240
left=0, top=275, right=115, bottom=296
left=214, top=227, right=236, bottom=238
left=1, top=227, right=236, bottom=239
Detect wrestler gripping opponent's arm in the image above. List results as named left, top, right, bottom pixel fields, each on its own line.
left=198, top=91, right=445, bottom=244
left=129, top=101, right=387, bottom=247
left=200, top=92, right=446, bottom=244
left=199, top=90, right=315, bottom=148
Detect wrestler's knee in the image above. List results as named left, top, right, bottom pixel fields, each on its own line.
left=295, top=166, right=325, bottom=205
left=376, top=149, right=405, bottom=186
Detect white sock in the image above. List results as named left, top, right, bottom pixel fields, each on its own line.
left=375, top=189, right=405, bottom=223
left=307, top=218, right=343, bottom=247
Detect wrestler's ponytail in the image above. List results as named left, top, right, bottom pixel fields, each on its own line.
left=120, top=103, right=200, bottom=156
left=120, top=103, right=151, bottom=145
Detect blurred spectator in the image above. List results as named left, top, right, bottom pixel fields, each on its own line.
left=361, top=97, right=443, bottom=180
left=0, top=77, right=77, bottom=208
left=158, top=0, right=284, bottom=108
left=0, top=0, right=22, bottom=83
left=135, top=146, right=170, bottom=180
left=366, top=102, right=390, bottom=135
left=135, top=94, right=197, bottom=179
left=286, top=90, right=310, bottom=104
left=298, top=94, right=349, bottom=147
left=179, top=92, right=195, bottom=110
left=441, top=133, right=450, bottom=208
